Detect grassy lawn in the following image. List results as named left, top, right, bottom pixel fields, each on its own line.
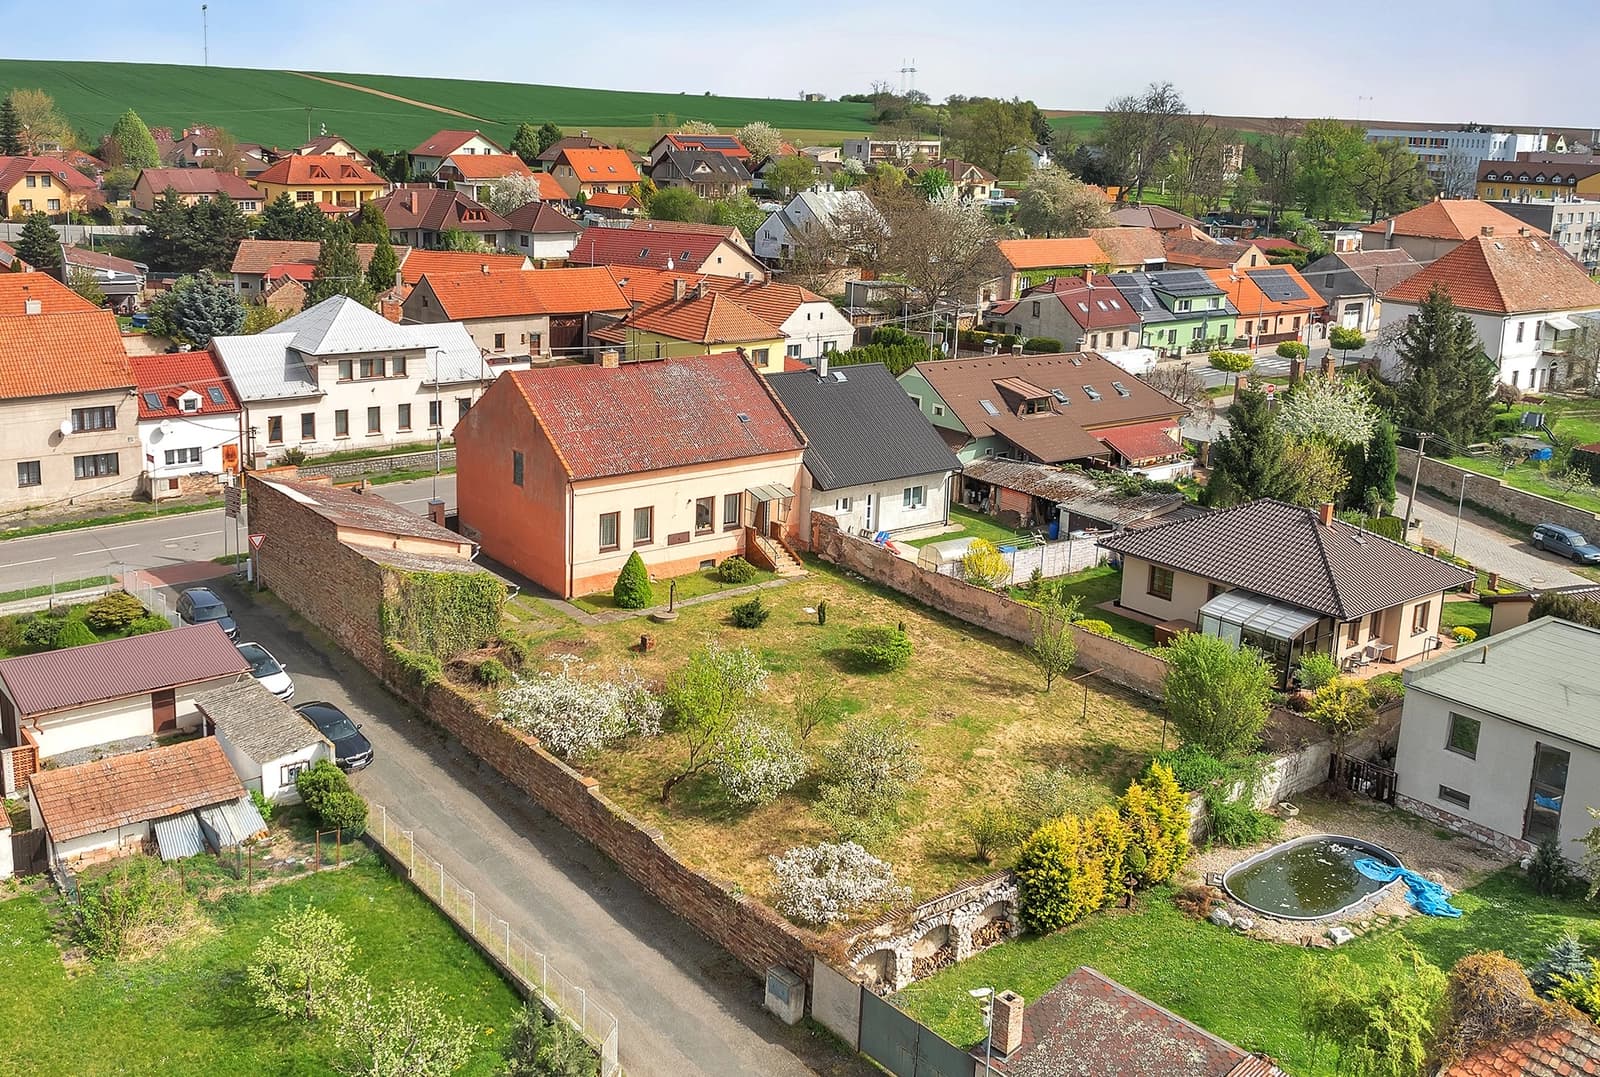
left=1440, top=597, right=1492, bottom=638
left=0, top=499, right=223, bottom=542
left=0, top=575, right=114, bottom=604
left=509, top=559, right=1166, bottom=904
left=904, top=506, right=1036, bottom=549
left=308, top=440, right=453, bottom=465
left=1020, top=564, right=1158, bottom=650
left=570, top=564, right=775, bottom=614
left=894, top=868, right=1600, bottom=1074
left=1442, top=453, right=1600, bottom=515
left=0, top=858, right=520, bottom=1076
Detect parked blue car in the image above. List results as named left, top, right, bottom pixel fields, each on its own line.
left=1531, top=523, right=1600, bottom=565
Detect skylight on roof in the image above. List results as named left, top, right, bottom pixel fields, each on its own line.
left=979, top=399, right=1000, bottom=416
left=1082, top=385, right=1101, bottom=401
left=1096, top=300, right=1107, bottom=310
left=1050, top=388, right=1069, bottom=404
left=142, top=391, right=162, bottom=410
left=206, top=386, right=225, bottom=405
left=1077, top=303, right=1089, bottom=312
left=1111, top=381, right=1130, bottom=397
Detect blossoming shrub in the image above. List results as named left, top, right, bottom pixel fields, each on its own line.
left=712, top=717, right=806, bottom=806
left=496, top=658, right=662, bottom=759
left=769, top=841, right=909, bottom=927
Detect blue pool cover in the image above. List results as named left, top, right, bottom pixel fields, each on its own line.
left=1354, top=857, right=1463, bottom=917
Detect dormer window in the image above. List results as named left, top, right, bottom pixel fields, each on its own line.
left=179, top=393, right=201, bottom=413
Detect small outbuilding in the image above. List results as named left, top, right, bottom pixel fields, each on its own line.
left=198, top=681, right=333, bottom=804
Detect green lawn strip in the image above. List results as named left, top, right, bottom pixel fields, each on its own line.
left=1440, top=599, right=1491, bottom=638
left=0, top=575, right=114, bottom=604
left=1013, top=564, right=1157, bottom=650
left=0, top=499, right=224, bottom=542
left=894, top=869, right=1600, bottom=1075
left=904, top=506, right=1037, bottom=549
left=570, top=566, right=774, bottom=614
left=1441, top=454, right=1600, bottom=515
left=367, top=467, right=455, bottom=486
left=0, top=858, right=520, bottom=1076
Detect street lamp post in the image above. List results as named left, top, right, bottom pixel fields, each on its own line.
left=970, top=987, right=995, bottom=1077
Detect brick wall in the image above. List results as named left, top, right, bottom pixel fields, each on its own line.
left=299, top=447, right=456, bottom=482
left=244, top=473, right=388, bottom=670
left=810, top=513, right=1168, bottom=699
left=1398, top=446, right=1600, bottom=533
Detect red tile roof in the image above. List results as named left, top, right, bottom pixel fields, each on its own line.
left=29, top=737, right=246, bottom=842
left=442, top=153, right=533, bottom=180
left=1207, top=265, right=1324, bottom=317
left=0, top=155, right=98, bottom=192
left=657, top=133, right=751, bottom=159
left=410, top=129, right=506, bottom=157
left=1164, top=238, right=1264, bottom=270
left=558, top=148, right=641, bottom=184
left=502, top=201, right=581, bottom=236
left=253, top=154, right=384, bottom=187
left=1384, top=232, right=1600, bottom=314
left=417, top=267, right=629, bottom=319
left=1088, top=226, right=1167, bottom=267
left=399, top=249, right=530, bottom=287
left=1440, top=1022, right=1600, bottom=1076
left=583, top=192, right=640, bottom=212
left=0, top=277, right=134, bottom=400
left=1359, top=198, right=1544, bottom=240
left=571, top=226, right=737, bottom=272
left=997, top=237, right=1109, bottom=271
left=526, top=172, right=569, bottom=201
left=129, top=351, right=240, bottom=419
left=620, top=287, right=783, bottom=344
left=135, top=167, right=259, bottom=200
left=1024, top=276, right=1140, bottom=330
left=0, top=622, right=248, bottom=718
left=498, top=354, right=805, bottom=480
left=370, top=187, right=508, bottom=234
left=230, top=239, right=389, bottom=276
left=1097, top=419, right=1184, bottom=463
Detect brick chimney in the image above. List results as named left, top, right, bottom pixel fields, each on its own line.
left=427, top=498, right=446, bottom=527
left=480, top=263, right=491, bottom=275
left=1480, top=225, right=1494, bottom=237
left=1318, top=502, right=1335, bottom=527
left=599, top=349, right=620, bottom=368
left=673, top=277, right=687, bottom=301
left=993, top=991, right=1025, bottom=1056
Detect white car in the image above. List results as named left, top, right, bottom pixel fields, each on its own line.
left=237, top=642, right=294, bottom=701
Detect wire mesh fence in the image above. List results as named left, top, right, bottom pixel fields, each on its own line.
left=368, top=802, right=620, bottom=1077
left=120, top=570, right=179, bottom=626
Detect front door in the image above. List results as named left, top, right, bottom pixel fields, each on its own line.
left=152, top=689, right=177, bottom=734
left=1525, top=742, right=1570, bottom=843
left=864, top=493, right=874, bottom=531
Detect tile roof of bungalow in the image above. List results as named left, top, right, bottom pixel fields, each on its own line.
left=570, top=226, right=741, bottom=273
left=254, top=474, right=477, bottom=546
left=1360, top=197, right=1546, bottom=240
left=1302, top=249, right=1425, bottom=302
left=557, top=148, right=642, bottom=184
left=1206, top=265, right=1324, bottom=317
left=1439, top=1017, right=1600, bottom=1077
left=654, top=133, right=751, bottom=159
left=409, top=129, right=507, bottom=157
left=500, top=354, right=805, bottom=481
left=0, top=275, right=133, bottom=400
left=28, top=737, right=246, bottom=843
left=63, top=246, right=147, bottom=275
left=441, top=153, right=534, bottom=180
left=253, top=154, right=384, bottom=187
left=996, top=237, right=1109, bottom=271
left=502, top=200, right=581, bottom=234
left=1163, top=237, right=1268, bottom=270
left=766, top=362, right=960, bottom=489
left=415, top=266, right=629, bottom=320
left=1109, top=204, right=1209, bottom=232
left=596, top=284, right=782, bottom=346
left=369, top=188, right=510, bottom=234
left=1087, top=226, right=1167, bottom=268
left=129, top=350, right=240, bottom=419
left=135, top=167, right=260, bottom=200
left=514, top=172, right=571, bottom=202
left=398, top=249, right=530, bottom=287
left=0, top=622, right=247, bottom=718
left=583, top=192, right=641, bottom=212
left=231, top=239, right=389, bottom=276
left=1098, top=499, right=1475, bottom=621
left=1383, top=232, right=1600, bottom=314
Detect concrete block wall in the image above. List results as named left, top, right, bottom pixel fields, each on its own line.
left=299, top=447, right=457, bottom=482
left=1398, top=446, right=1600, bottom=533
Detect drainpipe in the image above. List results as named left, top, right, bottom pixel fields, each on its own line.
left=566, top=479, right=576, bottom=599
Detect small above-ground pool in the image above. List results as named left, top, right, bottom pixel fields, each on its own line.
left=1222, top=834, right=1402, bottom=920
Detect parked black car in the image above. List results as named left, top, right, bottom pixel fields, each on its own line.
left=176, top=587, right=238, bottom=639
left=295, top=701, right=374, bottom=771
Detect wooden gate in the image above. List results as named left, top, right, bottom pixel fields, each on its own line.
left=1330, top=754, right=1397, bottom=804
left=10, top=828, right=47, bottom=876
left=549, top=316, right=584, bottom=355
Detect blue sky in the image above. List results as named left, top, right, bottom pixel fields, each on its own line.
left=1, top=0, right=1593, bottom=128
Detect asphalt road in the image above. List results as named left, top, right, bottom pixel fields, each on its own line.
left=1406, top=489, right=1590, bottom=589
left=169, top=577, right=859, bottom=1077
left=0, top=475, right=457, bottom=594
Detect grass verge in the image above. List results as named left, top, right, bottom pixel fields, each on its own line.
left=904, top=506, right=1036, bottom=549
left=0, top=499, right=222, bottom=542
left=570, top=565, right=775, bottom=614
left=0, top=575, right=114, bottom=604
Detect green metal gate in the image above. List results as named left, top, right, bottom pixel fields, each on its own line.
left=859, top=989, right=974, bottom=1077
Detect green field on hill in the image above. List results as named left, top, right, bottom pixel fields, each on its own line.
left=0, top=58, right=874, bottom=152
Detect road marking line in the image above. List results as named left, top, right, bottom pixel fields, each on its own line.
left=74, top=544, right=140, bottom=556
left=163, top=532, right=221, bottom=543
left=0, top=557, right=55, bottom=568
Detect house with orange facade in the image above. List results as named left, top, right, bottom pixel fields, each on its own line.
left=454, top=353, right=807, bottom=598
left=1205, top=264, right=1325, bottom=347
left=549, top=148, right=642, bottom=199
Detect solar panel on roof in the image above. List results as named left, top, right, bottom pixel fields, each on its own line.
left=1252, top=268, right=1309, bottom=302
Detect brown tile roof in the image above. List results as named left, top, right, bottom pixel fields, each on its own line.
left=30, top=737, right=246, bottom=842
left=130, top=351, right=240, bottom=419
left=688, top=276, right=823, bottom=326
left=910, top=352, right=1185, bottom=464
left=399, top=249, right=529, bottom=287
left=1440, top=1021, right=1600, bottom=1077
left=64, top=246, right=146, bottom=274
left=1383, top=232, right=1600, bottom=314
left=1359, top=198, right=1545, bottom=240
left=1088, top=226, right=1167, bottom=267
left=0, top=622, right=248, bottom=718
left=583, top=192, right=641, bottom=212
left=1478, top=158, right=1600, bottom=183
left=410, top=129, right=506, bottom=157
left=370, top=188, right=509, bottom=234
left=1097, top=419, right=1184, bottom=463
left=253, top=475, right=475, bottom=546
left=502, top=200, right=581, bottom=234
left=135, top=167, right=259, bottom=200
left=1098, top=498, right=1476, bottom=619
left=254, top=154, right=384, bottom=187
left=497, top=354, right=805, bottom=480
left=571, top=226, right=733, bottom=272
left=1165, top=238, right=1262, bottom=270
left=417, top=267, right=628, bottom=320
left=998, top=967, right=1284, bottom=1077
left=1303, top=249, right=1426, bottom=299
left=442, top=153, right=533, bottom=180
left=1207, top=265, right=1324, bottom=317
left=0, top=277, right=134, bottom=400
left=231, top=239, right=389, bottom=276
left=997, top=237, right=1109, bottom=271
left=1109, top=204, right=1208, bottom=232
left=0, top=155, right=98, bottom=192
left=1022, top=276, right=1140, bottom=330
left=558, top=148, right=642, bottom=184
left=621, top=287, right=782, bottom=344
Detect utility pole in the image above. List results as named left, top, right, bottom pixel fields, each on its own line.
left=1404, top=432, right=1432, bottom=532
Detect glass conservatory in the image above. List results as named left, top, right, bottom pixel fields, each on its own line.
left=1198, top=590, right=1329, bottom=683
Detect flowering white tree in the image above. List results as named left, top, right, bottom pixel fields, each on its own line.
left=496, top=657, right=661, bottom=759
left=1277, top=375, right=1378, bottom=446
left=712, top=717, right=806, bottom=806
left=659, top=640, right=768, bottom=803
left=769, top=842, right=909, bottom=927
left=678, top=120, right=719, bottom=136
left=486, top=173, right=545, bottom=216
left=735, top=121, right=784, bottom=161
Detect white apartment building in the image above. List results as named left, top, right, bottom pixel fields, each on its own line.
left=1367, top=127, right=1547, bottom=195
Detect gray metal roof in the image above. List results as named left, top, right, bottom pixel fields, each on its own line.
left=766, top=363, right=960, bottom=490
left=1404, top=617, right=1600, bottom=750
left=199, top=796, right=268, bottom=847
left=409, top=322, right=490, bottom=385
left=273, top=295, right=419, bottom=355
left=211, top=330, right=320, bottom=402
left=1099, top=498, right=1475, bottom=620
left=153, top=812, right=207, bottom=860
left=198, top=680, right=329, bottom=765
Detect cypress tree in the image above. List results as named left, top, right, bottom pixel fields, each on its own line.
left=351, top=199, right=389, bottom=244
left=365, top=230, right=400, bottom=296
left=107, top=108, right=161, bottom=168
left=1205, top=388, right=1289, bottom=507
left=15, top=212, right=62, bottom=276
left=307, top=218, right=374, bottom=307
left=254, top=192, right=303, bottom=240
left=1394, top=283, right=1498, bottom=450
left=0, top=94, right=22, bottom=156
left=509, top=122, right=541, bottom=164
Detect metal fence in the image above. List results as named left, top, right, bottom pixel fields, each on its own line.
left=120, top=570, right=180, bottom=626
left=368, top=802, right=620, bottom=1077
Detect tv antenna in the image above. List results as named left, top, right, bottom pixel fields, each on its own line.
left=900, top=59, right=917, bottom=96
left=201, top=5, right=209, bottom=66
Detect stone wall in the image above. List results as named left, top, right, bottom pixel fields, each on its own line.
left=1398, top=446, right=1600, bottom=533
left=840, top=872, right=1019, bottom=993
left=145, top=471, right=224, bottom=502
left=1396, top=793, right=1533, bottom=858
left=810, top=512, right=1168, bottom=699
left=300, top=447, right=457, bottom=482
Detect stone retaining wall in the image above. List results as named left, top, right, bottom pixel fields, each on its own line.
left=300, top=447, right=456, bottom=482
left=840, top=872, right=1019, bottom=993
left=1398, top=446, right=1600, bottom=533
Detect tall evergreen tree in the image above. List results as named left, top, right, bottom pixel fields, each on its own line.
left=509, top=122, right=541, bottom=164
left=1351, top=416, right=1398, bottom=513
left=0, top=94, right=22, bottom=156
left=139, top=187, right=193, bottom=270
left=365, top=230, right=400, bottom=296
left=15, top=212, right=62, bottom=276
left=1205, top=388, right=1289, bottom=507
left=1394, top=284, right=1498, bottom=450
left=307, top=219, right=374, bottom=307
left=147, top=271, right=245, bottom=346
left=195, top=194, right=250, bottom=270
left=107, top=108, right=161, bottom=168
left=351, top=199, right=390, bottom=245
left=254, top=192, right=326, bottom=241
left=535, top=122, right=563, bottom=155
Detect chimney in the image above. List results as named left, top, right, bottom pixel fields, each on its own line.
left=599, top=349, right=620, bottom=368
left=1480, top=225, right=1494, bottom=237
left=993, top=991, right=1025, bottom=1056
left=817, top=351, right=829, bottom=378
left=427, top=498, right=446, bottom=528
left=1318, top=502, right=1335, bottom=527
left=23, top=298, right=42, bottom=315
left=1518, top=226, right=1530, bottom=236
left=480, top=263, right=490, bottom=275
left=673, top=278, right=687, bottom=301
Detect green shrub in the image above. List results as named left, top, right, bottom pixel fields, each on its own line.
left=83, top=591, right=147, bottom=632
left=1527, top=835, right=1573, bottom=897
left=495, top=632, right=530, bottom=670
left=316, top=789, right=368, bottom=836
left=385, top=641, right=442, bottom=695
left=126, top=615, right=171, bottom=635
left=250, top=787, right=274, bottom=824
left=295, top=759, right=347, bottom=808
left=276, top=447, right=308, bottom=466
left=72, top=856, right=197, bottom=961
left=1150, top=744, right=1228, bottom=792
left=295, top=760, right=368, bottom=835
left=20, top=615, right=62, bottom=652
left=55, top=620, right=100, bottom=648
left=717, top=556, right=757, bottom=584
left=729, top=595, right=770, bottom=628
left=963, top=802, right=1024, bottom=863
left=1296, top=652, right=1340, bottom=691
left=1208, top=797, right=1282, bottom=847
left=1368, top=671, right=1405, bottom=704
left=1075, top=618, right=1113, bottom=636
left=847, top=625, right=912, bottom=671
left=1015, top=806, right=1129, bottom=933
left=1452, top=626, right=1478, bottom=644
left=474, top=658, right=510, bottom=686
left=1275, top=340, right=1309, bottom=360
left=0, top=615, right=21, bottom=654
left=612, top=551, right=653, bottom=609
left=1120, top=763, right=1190, bottom=884
left=1022, top=336, right=1063, bottom=353
left=502, top=1003, right=599, bottom=1077
left=1362, top=515, right=1406, bottom=542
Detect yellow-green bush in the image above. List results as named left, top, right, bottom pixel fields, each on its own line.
left=1119, top=763, right=1190, bottom=886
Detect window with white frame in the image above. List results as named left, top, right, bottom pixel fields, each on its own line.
left=163, top=447, right=201, bottom=466
left=902, top=485, right=926, bottom=510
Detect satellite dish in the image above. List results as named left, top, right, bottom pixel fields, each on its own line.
left=58, top=419, right=72, bottom=437
left=159, top=420, right=175, bottom=436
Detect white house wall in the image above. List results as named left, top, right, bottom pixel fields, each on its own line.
left=26, top=673, right=242, bottom=759
left=796, top=468, right=952, bottom=540
left=780, top=303, right=855, bottom=362
left=139, top=412, right=239, bottom=479
left=1378, top=301, right=1600, bottom=389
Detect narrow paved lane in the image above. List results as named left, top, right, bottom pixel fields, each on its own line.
left=1406, top=489, right=1589, bottom=589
